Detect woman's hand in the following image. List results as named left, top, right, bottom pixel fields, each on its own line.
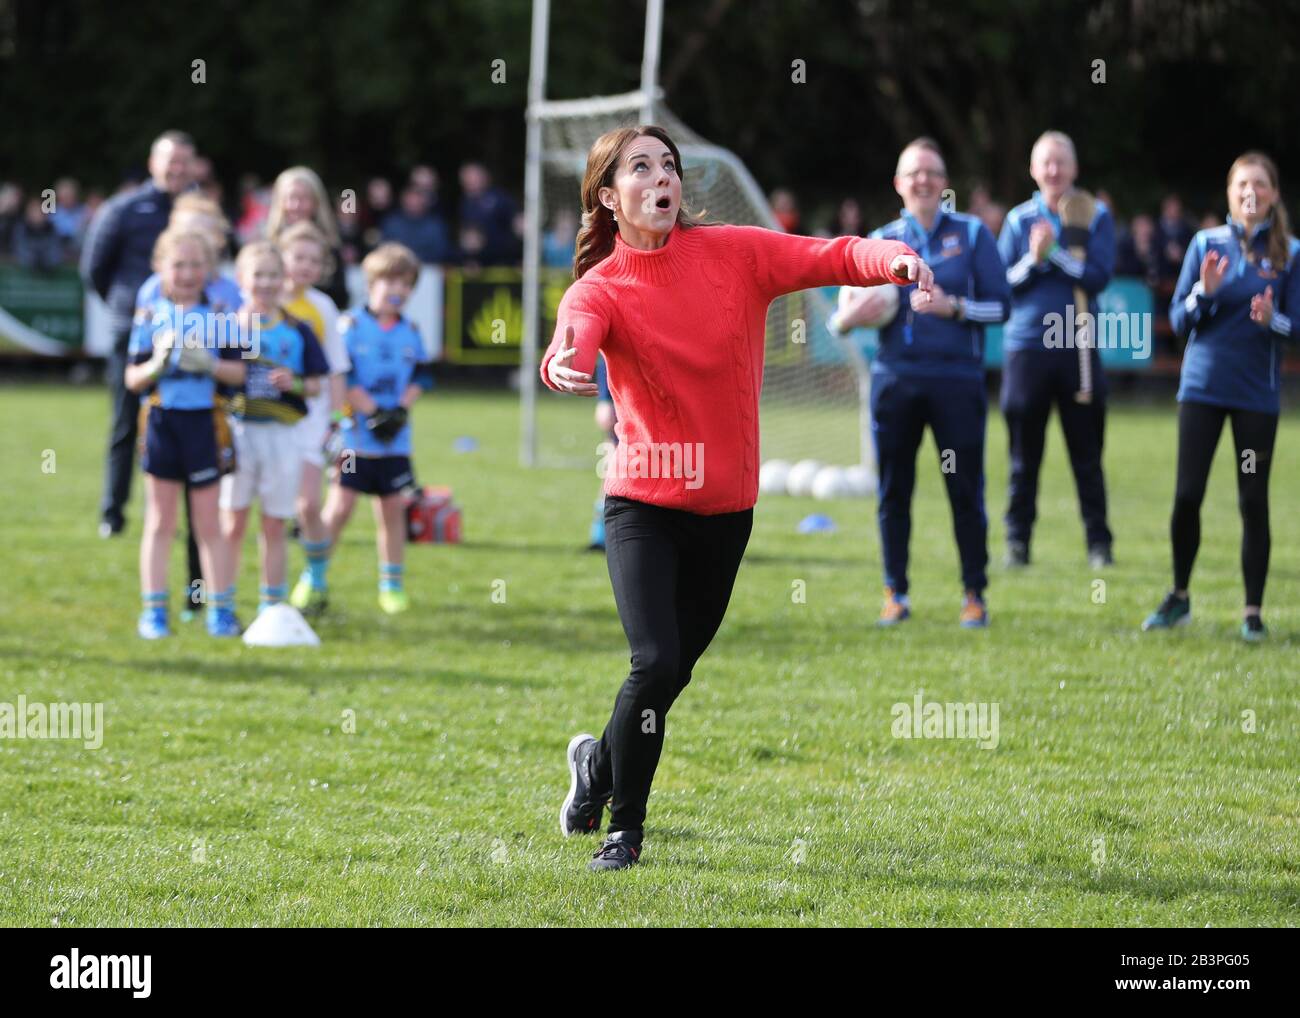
left=1250, top=285, right=1274, bottom=327
left=911, top=282, right=955, bottom=318
left=890, top=254, right=933, bottom=301
left=834, top=286, right=891, bottom=332
left=268, top=367, right=294, bottom=392
left=548, top=325, right=597, bottom=396
left=1200, top=249, right=1230, bottom=297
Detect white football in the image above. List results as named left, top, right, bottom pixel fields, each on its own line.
left=786, top=459, right=824, bottom=497
left=759, top=459, right=793, bottom=495
left=811, top=465, right=848, bottom=500
left=837, top=283, right=900, bottom=331
left=842, top=464, right=877, bottom=497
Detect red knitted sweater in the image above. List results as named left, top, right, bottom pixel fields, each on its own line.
left=541, top=223, right=915, bottom=514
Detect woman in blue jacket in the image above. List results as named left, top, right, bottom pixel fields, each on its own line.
left=833, top=137, right=1009, bottom=627
left=1142, top=152, right=1300, bottom=641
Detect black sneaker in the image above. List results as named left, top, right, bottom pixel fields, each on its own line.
left=1142, top=590, right=1191, bottom=631
left=589, top=830, right=641, bottom=871
left=1088, top=543, right=1114, bottom=569
left=560, top=733, right=607, bottom=836
left=1004, top=540, right=1029, bottom=568
left=1241, top=615, right=1267, bottom=643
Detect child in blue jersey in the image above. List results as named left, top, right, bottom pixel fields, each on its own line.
left=321, top=243, right=434, bottom=614
left=218, top=242, right=329, bottom=621
left=834, top=138, right=1009, bottom=628
left=1142, top=153, right=1300, bottom=641
left=134, top=193, right=240, bottom=622
left=124, top=228, right=247, bottom=639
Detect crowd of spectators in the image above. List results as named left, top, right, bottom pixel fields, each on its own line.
left=0, top=158, right=526, bottom=274
left=0, top=154, right=1242, bottom=364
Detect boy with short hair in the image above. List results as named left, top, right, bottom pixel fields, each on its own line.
left=321, top=242, right=433, bottom=614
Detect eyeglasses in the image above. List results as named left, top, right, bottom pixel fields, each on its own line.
left=899, top=169, right=947, bottom=181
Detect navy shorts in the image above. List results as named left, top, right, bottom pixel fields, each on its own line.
left=339, top=455, right=413, bottom=496
left=142, top=407, right=220, bottom=487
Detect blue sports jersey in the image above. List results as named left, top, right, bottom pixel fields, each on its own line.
left=998, top=191, right=1115, bottom=352
left=128, top=295, right=242, bottom=410
left=867, top=209, right=1009, bottom=377
left=1171, top=217, right=1300, bottom=414
left=228, top=311, right=330, bottom=423
left=342, top=307, right=433, bottom=457
left=137, top=271, right=241, bottom=315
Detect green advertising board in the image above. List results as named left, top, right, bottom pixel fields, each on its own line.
left=0, top=265, right=85, bottom=355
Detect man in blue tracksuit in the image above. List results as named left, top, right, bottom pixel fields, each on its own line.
left=833, top=138, right=1009, bottom=627
left=81, top=130, right=196, bottom=538
left=1141, top=152, right=1300, bottom=642
left=998, top=130, right=1115, bottom=569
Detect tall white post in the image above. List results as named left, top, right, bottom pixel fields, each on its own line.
left=641, top=0, right=663, bottom=123
left=520, top=0, right=551, bottom=467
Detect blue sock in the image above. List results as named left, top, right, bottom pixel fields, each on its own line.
left=259, top=584, right=287, bottom=611
left=141, top=591, right=167, bottom=615
left=379, top=561, right=404, bottom=593
left=303, top=539, right=331, bottom=590
left=207, top=587, right=234, bottom=618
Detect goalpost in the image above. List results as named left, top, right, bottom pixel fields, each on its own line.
left=521, top=0, right=875, bottom=484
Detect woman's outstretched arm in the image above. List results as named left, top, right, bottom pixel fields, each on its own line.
left=540, top=280, right=610, bottom=395
left=724, top=224, right=931, bottom=301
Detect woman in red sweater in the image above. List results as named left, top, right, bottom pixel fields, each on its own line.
left=543, top=126, right=930, bottom=871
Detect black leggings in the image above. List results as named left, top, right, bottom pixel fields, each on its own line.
left=1171, top=400, right=1278, bottom=606
left=591, top=496, right=752, bottom=835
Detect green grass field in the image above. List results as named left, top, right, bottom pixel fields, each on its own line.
left=0, top=383, right=1296, bottom=927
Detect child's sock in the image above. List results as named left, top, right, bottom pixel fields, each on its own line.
left=207, top=586, right=234, bottom=618
left=379, top=561, right=404, bottom=594
left=302, top=539, right=331, bottom=590
left=259, top=584, right=287, bottom=611
left=141, top=591, right=167, bottom=615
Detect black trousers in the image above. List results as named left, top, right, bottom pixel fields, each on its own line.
left=100, top=327, right=139, bottom=526
left=871, top=372, right=988, bottom=594
left=1171, top=400, right=1277, bottom=606
left=1001, top=347, right=1112, bottom=550
left=591, top=495, right=753, bottom=835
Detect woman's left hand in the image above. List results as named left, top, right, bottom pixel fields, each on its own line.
left=890, top=254, right=933, bottom=301
left=1250, top=285, right=1274, bottom=328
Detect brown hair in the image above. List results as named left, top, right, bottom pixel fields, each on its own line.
left=277, top=220, right=337, bottom=279
left=362, top=242, right=421, bottom=286
left=1227, top=152, right=1293, bottom=270
left=573, top=125, right=702, bottom=280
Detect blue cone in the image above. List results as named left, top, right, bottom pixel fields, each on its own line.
left=797, top=513, right=837, bottom=534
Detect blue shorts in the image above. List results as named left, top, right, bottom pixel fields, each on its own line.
left=339, top=455, right=413, bottom=496
left=142, top=407, right=220, bottom=487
